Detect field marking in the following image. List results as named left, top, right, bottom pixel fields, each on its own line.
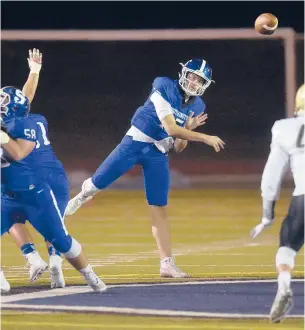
left=2, top=302, right=303, bottom=320
left=2, top=235, right=303, bottom=283
left=6, top=263, right=304, bottom=271
left=1, top=320, right=302, bottom=330
left=4, top=252, right=304, bottom=256
left=2, top=279, right=304, bottom=304
left=5, top=269, right=304, bottom=281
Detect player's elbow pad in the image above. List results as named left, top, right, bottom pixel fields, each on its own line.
left=0, top=131, right=10, bottom=144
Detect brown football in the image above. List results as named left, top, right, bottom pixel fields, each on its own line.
left=255, top=13, right=278, bottom=35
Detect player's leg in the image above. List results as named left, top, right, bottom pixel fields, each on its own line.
left=46, top=179, right=70, bottom=289
left=47, top=238, right=65, bottom=288
left=0, top=202, right=14, bottom=292
left=9, top=206, right=64, bottom=287
left=46, top=216, right=66, bottom=288
left=141, top=149, right=190, bottom=278
left=1, top=198, right=47, bottom=292
left=65, top=137, right=138, bottom=215
left=2, top=198, right=48, bottom=283
left=22, top=184, right=106, bottom=292
left=9, top=222, right=48, bottom=282
left=270, top=195, right=304, bottom=323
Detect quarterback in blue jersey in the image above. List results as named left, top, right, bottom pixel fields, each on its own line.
left=66, top=59, right=225, bottom=278
left=1, top=54, right=106, bottom=293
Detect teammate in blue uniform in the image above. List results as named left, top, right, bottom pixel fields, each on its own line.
left=1, top=57, right=106, bottom=292
left=0, top=137, right=11, bottom=293
left=66, top=59, right=225, bottom=278
left=1, top=49, right=49, bottom=291
left=1, top=49, right=68, bottom=290
left=8, top=113, right=70, bottom=288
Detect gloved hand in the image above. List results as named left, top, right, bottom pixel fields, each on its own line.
left=250, top=217, right=274, bottom=239
left=28, top=48, right=42, bottom=74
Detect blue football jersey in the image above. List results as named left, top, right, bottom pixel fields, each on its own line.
left=131, top=77, right=206, bottom=140
left=1, top=114, right=66, bottom=192
left=29, top=114, right=65, bottom=171
left=1, top=115, right=41, bottom=191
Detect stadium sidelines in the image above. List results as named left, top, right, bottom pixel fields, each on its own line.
left=2, top=279, right=304, bottom=319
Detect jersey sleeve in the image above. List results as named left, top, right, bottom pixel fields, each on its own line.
left=261, top=121, right=289, bottom=201
left=151, top=77, right=174, bottom=104
left=150, top=92, right=173, bottom=121
left=12, top=117, right=37, bottom=142
left=150, top=77, right=174, bottom=121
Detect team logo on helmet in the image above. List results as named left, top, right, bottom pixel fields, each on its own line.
left=0, top=86, right=30, bottom=120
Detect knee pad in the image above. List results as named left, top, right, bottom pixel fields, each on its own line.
left=51, top=234, right=72, bottom=254
left=275, top=246, right=297, bottom=269
left=63, top=237, right=82, bottom=259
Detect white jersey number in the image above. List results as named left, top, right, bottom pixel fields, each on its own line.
left=36, top=122, right=51, bottom=149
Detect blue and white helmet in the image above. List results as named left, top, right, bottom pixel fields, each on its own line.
left=178, top=59, right=214, bottom=96
left=0, top=86, right=30, bottom=121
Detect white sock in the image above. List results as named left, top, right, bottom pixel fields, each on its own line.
left=161, top=257, right=173, bottom=266
left=82, top=178, right=99, bottom=196
left=278, top=271, right=291, bottom=291
left=79, top=264, right=93, bottom=274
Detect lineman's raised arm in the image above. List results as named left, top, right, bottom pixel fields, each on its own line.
left=22, top=48, right=42, bottom=103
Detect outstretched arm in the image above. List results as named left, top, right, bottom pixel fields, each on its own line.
left=174, top=112, right=208, bottom=153
left=151, top=92, right=224, bottom=152
left=162, top=114, right=224, bottom=152
left=22, top=48, right=42, bottom=103
left=250, top=123, right=289, bottom=239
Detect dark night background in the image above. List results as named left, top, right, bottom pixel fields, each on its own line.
left=1, top=1, right=304, bottom=32
left=1, top=1, right=304, bottom=181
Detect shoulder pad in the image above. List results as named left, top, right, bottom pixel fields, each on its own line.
left=152, top=77, right=174, bottom=90
left=29, top=113, right=46, bottom=122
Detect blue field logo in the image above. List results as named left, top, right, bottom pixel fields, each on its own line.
left=1, top=280, right=304, bottom=318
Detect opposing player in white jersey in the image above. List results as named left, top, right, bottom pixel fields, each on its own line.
left=66, top=59, right=225, bottom=278
left=250, top=84, right=305, bottom=323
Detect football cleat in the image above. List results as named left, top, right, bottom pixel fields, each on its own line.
left=25, top=251, right=48, bottom=283
left=160, top=257, right=190, bottom=278
left=81, top=265, right=107, bottom=293
left=0, top=270, right=10, bottom=293
left=65, top=179, right=98, bottom=216
left=270, top=289, right=294, bottom=323
left=49, top=255, right=65, bottom=289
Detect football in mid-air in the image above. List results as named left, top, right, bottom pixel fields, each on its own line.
left=255, top=13, right=278, bottom=35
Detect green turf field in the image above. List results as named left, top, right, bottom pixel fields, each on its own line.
left=2, top=311, right=304, bottom=330
left=1, top=189, right=304, bottom=329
